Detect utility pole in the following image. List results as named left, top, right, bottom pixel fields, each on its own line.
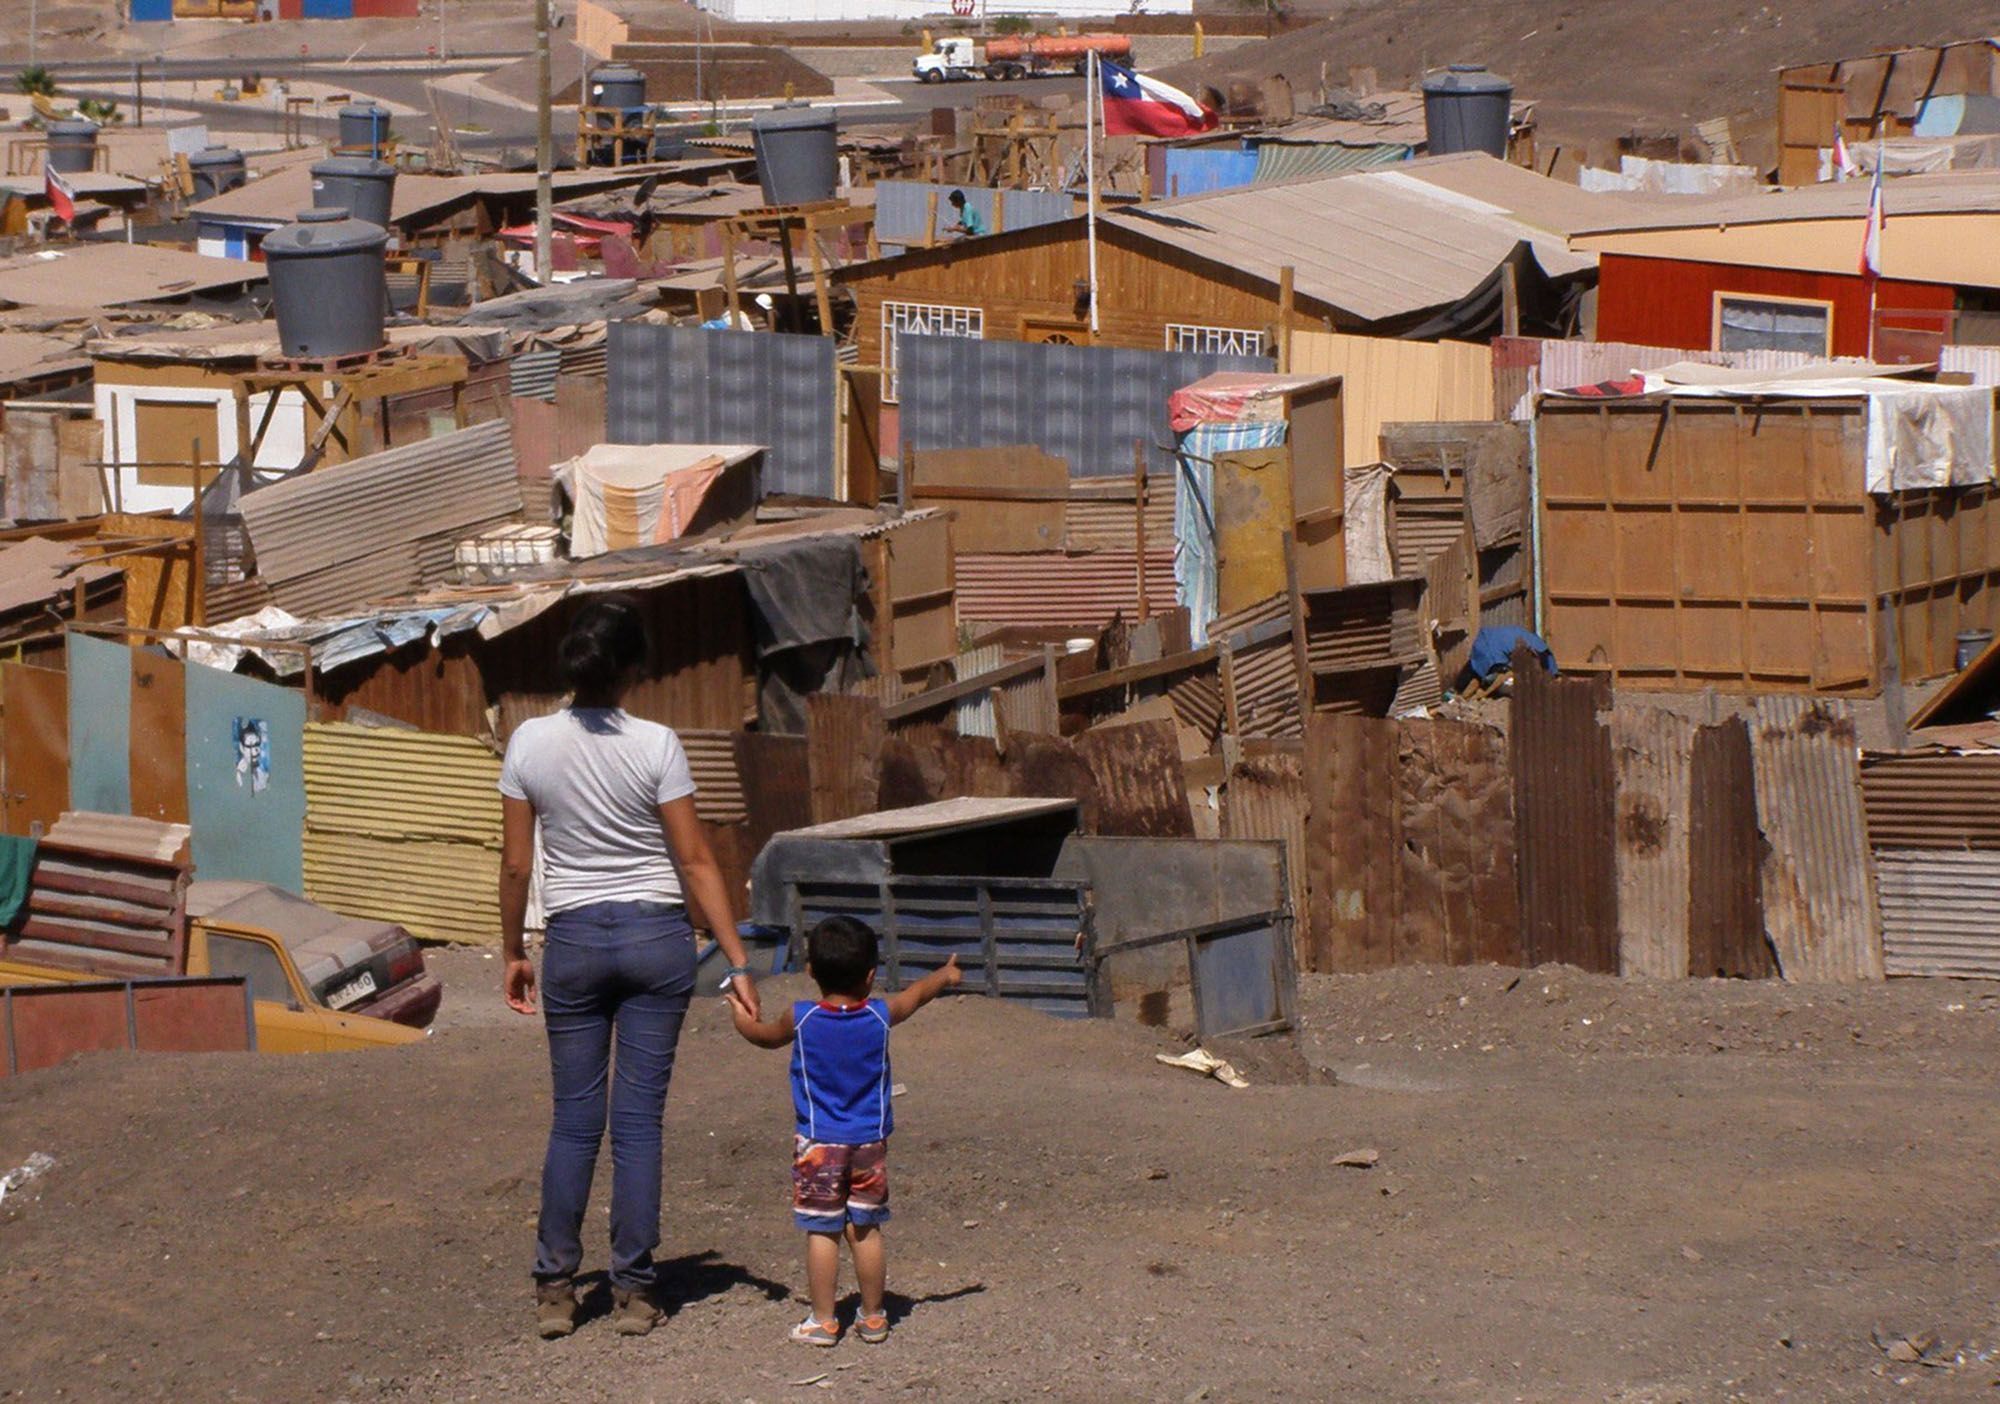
left=534, top=0, right=552, bottom=284
left=29, top=0, right=38, bottom=68
left=436, top=0, right=446, bottom=62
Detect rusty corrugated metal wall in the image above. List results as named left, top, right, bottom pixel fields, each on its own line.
left=1511, top=664, right=1617, bottom=972
left=1610, top=705, right=1695, bottom=980
left=302, top=721, right=502, bottom=945
left=1860, top=751, right=2000, bottom=979
left=1222, top=745, right=1309, bottom=968
left=1873, top=851, right=2000, bottom=979
left=954, top=551, right=1176, bottom=630
left=1687, top=719, right=1776, bottom=979
left=680, top=728, right=746, bottom=824
left=1748, top=696, right=1883, bottom=982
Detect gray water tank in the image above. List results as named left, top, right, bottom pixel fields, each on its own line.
left=752, top=105, right=837, bottom=207
left=260, top=207, right=389, bottom=360
left=587, top=63, right=647, bottom=117
left=188, top=146, right=247, bottom=201
left=1421, top=64, right=1513, bottom=159
left=44, top=119, right=100, bottom=175
left=337, top=102, right=391, bottom=158
left=311, top=155, right=397, bottom=230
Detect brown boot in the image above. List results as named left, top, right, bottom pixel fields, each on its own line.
left=535, top=1279, right=577, bottom=1340
left=612, top=1285, right=661, bottom=1337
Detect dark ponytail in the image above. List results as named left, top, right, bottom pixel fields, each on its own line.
left=559, top=595, right=648, bottom=704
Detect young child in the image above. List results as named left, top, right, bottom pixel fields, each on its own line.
left=724, top=915, right=962, bottom=1347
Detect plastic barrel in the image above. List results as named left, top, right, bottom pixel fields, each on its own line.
left=188, top=146, right=248, bottom=201
left=311, top=155, right=397, bottom=230
left=1421, top=65, right=1513, bottom=159
left=751, top=105, right=838, bottom=207
left=260, top=208, right=390, bottom=360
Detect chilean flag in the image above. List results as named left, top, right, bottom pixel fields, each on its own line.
left=1098, top=58, right=1217, bottom=139
left=1859, top=160, right=1883, bottom=277
left=44, top=163, right=76, bottom=225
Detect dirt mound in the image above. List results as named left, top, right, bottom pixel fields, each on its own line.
left=1165, top=0, right=2000, bottom=145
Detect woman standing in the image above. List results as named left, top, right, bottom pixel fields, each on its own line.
left=498, top=596, right=762, bottom=1340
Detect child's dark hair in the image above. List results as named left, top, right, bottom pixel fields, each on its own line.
left=559, top=595, right=648, bottom=701
left=807, top=916, right=879, bottom=996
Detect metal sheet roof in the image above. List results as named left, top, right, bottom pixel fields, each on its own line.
left=1105, top=154, right=1599, bottom=325
left=0, top=243, right=265, bottom=309
left=1573, top=167, right=2000, bottom=234
left=0, top=538, right=120, bottom=619
left=779, top=795, right=1079, bottom=842
left=237, top=420, right=523, bottom=618
left=191, top=163, right=696, bottom=230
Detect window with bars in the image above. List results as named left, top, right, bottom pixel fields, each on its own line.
left=882, top=300, right=983, bottom=402
left=1163, top=322, right=1267, bottom=357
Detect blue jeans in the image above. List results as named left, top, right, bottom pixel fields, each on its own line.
left=534, top=900, right=696, bottom=1292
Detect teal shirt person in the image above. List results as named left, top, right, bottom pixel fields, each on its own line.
left=945, top=191, right=985, bottom=239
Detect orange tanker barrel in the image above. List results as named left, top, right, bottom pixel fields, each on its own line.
left=986, top=32, right=1133, bottom=62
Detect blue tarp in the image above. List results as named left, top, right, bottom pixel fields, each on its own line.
left=1159, top=148, right=1259, bottom=199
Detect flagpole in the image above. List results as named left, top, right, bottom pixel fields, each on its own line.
left=1867, top=137, right=1882, bottom=360
left=1086, top=50, right=1100, bottom=336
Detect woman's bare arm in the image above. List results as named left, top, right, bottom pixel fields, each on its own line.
left=660, top=794, right=761, bottom=1021
left=500, top=795, right=537, bottom=1014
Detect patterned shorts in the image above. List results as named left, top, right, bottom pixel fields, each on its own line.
left=792, top=1135, right=890, bottom=1232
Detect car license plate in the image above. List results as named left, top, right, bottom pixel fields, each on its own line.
left=325, top=970, right=378, bottom=1010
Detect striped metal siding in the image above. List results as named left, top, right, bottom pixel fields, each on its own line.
left=606, top=322, right=834, bottom=499
left=1749, top=697, right=1884, bottom=983
left=1511, top=666, right=1618, bottom=973
left=1860, top=753, right=2000, bottom=849
left=1066, top=477, right=1176, bottom=552
left=237, top=421, right=522, bottom=617
left=955, top=552, right=1177, bottom=629
left=680, top=728, right=746, bottom=823
left=509, top=348, right=561, bottom=402
left=1301, top=578, right=1424, bottom=671
left=898, top=336, right=1270, bottom=481
left=873, top=180, right=1074, bottom=251
left=1875, top=850, right=2000, bottom=979
left=302, top=722, right=503, bottom=945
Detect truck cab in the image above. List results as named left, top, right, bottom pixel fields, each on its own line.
left=913, top=37, right=978, bottom=83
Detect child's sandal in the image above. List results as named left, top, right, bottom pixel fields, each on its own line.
left=789, top=1315, right=840, bottom=1348
left=857, top=1312, right=890, bottom=1345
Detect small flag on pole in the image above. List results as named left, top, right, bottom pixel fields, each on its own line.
left=44, top=163, right=76, bottom=225
left=1097, top=58, right=1217, bottom=139
left=1859, top=160, right=1884, bottom=277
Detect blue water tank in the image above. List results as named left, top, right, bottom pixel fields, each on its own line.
left=1421, top=65, right=1513, bottom=159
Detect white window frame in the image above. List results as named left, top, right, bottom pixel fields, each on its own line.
left=1164, top=322, right=1267, bottom=357
left=882, top=300, right=983, bottom=403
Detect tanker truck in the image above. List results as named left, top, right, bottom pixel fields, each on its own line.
left=913, top=32, right=1134, bottom=83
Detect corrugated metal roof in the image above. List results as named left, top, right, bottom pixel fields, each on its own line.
left=955, top=551, right=1176, bottom=629
left=237, top=420, right=523, bottom=617
left=1749, top=697, right=1884, bottom=983
left=1105, top=154, right=1599, bottom=325
left=783, top=795, right=1078, bottom=841
left=302, top=721, right=503, bottom=945
left=0, top=537, right=120, bottom=619
left=45, top=810, right=191, bottom=865
left=1860, top=752, right=2000, bottom=848
left=1610, top=706, right=1695, bottom=980
left=1875, top=849, right=2000, bottom=980
left=1252, top=141, right=1410, bottom=183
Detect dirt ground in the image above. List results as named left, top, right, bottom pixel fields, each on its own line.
left=4, top=952, right=2000, bottom=1402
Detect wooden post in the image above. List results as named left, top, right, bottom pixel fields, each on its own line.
left=188, top=446, right=206, bottom=627
left=1039, top=644, right=1061, bottom=734
left=921, top=188, right=938, bottom=249
left=1133, top=439, right=1150, bottom=621
left=805, top=212, right=835, bottom=338
left=776, top=214, right=803, bottom=332
left=1219, top=637, right=1241, bottom=740
left=1277, top=264, right=1295, bottom=373
left=1283, top=530, right=1313, bottom=717
left=1501, top=261, right=1521, bottom=338
left=722, top=218, right=743, bottom=326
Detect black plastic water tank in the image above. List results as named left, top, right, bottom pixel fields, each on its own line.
left=588, top=63, right=647, bottom=116
left=1421, top=65, right=1513, bottom=159
left=44, top=119, right=99, bottom=175
left=260, top=207, right=389, bottom=360
left=188, top=146, right=248, bottom=201
left=751, top=105, right=837, bottom=207
left=311, top=155, right=397, bottom=231
left=337, top=103, right=391, bottom=158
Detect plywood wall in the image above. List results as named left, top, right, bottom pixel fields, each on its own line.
left=1288, top=331, right=1495, bottom=466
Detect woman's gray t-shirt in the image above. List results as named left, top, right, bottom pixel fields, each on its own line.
left=497, top=708, right=696, bottom=915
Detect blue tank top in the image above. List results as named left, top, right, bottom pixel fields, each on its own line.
left=789, top=998, right=892, bottom=1145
